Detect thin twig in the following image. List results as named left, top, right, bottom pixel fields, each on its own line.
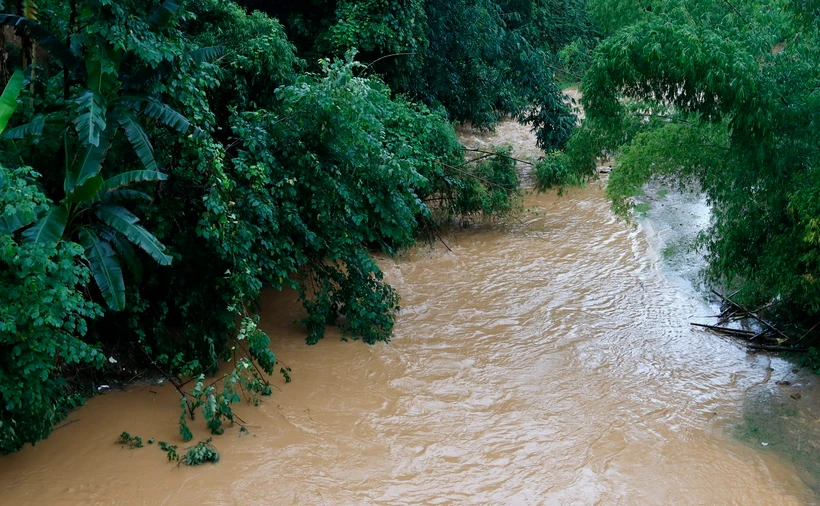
left=136, top=345, right=195, bottom=418
left=365, top=52, right=414, bottom=69
left=435, top=160, right=517, bottom=193
left=796, top=320, right=820, bottom=344
left=437, top=235, right=453, bottom=252
left=461, top=148, right=535, bottom=166
left=721, top=0, right=750, bottom=25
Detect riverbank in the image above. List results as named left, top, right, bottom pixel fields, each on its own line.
left=0, top=119, right=816, bottom=504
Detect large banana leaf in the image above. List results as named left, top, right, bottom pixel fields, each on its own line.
left=74, top=90, right=107, bottom=147
left=2, top=115, right=44, bottom=139
left=78, top=229, right=126, bottom=311
left=95, top=204, right=172, bottom=265
left=21, top=204, right=68, bottom=246
left=100, top=189, right=154, bottom=204
left=65, top=174, right=103, bottom=204
left=0, top=210, right=31, bottom=233
left=117, top=108, right=158, bottom=171
left=0, top=70, right=24, bottom=134
left=105, top=229, right=143, bottom=284
left=99, top=170, right=167, bottom=195
left=148, top=0, right=180, bottom=30
left=188, top=46, right=225, bottom=64
left=64, top=130, right=112, bottom=193
left=120, top=95, right=190, bottom=133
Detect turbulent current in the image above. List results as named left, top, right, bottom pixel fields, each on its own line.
left=1, top=120, right=818, bottom=505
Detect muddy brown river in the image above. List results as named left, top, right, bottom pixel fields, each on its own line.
left=1, top=122, right=818, bottom=505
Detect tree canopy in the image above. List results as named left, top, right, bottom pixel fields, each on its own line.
left=549, top=0, right=820, bottom=326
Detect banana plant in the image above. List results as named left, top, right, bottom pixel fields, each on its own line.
left=0, top=1, right=196, bottom=310
left=20, top=129, right=173, bottom=311
left=0, top=67, right=173, bottom=311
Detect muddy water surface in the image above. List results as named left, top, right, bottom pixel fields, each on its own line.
left=1, top=122, right=817, bottom=505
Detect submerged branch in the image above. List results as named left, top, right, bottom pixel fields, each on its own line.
left=461, top=148, right=534, bottom=166
left=747, top=344, right=809, bottom=353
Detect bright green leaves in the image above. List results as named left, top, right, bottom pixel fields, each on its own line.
left=0, top=166, right=47, bottom=234
left=79, top=229, right=126, bottom=311
left=576, top=0, right=820, bottom=320
left=74, top=90, right=107, bottom=147
left=1, top=169, right=103, bottom=454
left=581, top=17, right=762, bottom=123
left=0, top=70, right=24, bottom=134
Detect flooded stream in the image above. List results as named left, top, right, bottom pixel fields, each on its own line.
left=1, top=121, right=818, bottom=505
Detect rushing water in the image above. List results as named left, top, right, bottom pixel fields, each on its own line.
left=1, top=122, right=817, bottom=505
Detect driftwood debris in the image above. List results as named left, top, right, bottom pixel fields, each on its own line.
left=691, top=291, right=812, bottom=354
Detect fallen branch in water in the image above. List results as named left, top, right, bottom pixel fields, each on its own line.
left=461, top=148, right=535, bottom=166
left=747, top=344, right=809, bottom=353
left=690, top=322, right=758, bottom=338
left=693, top=291, right=819, bottom=354
left=437, top=235, right=454, bottom=252
left=711, top=289, right=792, bottom=342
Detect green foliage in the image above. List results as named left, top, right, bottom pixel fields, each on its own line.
left=184, top=438, right=219, bottom=466
left=449, top=147, right=521, bottom=218
left=1, top=167, right=103, bottom=454
left=0, top=0, right=593, bottom=456
left=178, top=397, right=193, bottom=443
left=184, top=0, right=299, bottom=110
left=573, top=0, right=820, bottom=325
left=0, top=70, right=24, bottom=133
left=534, top=151, right=573, bottom=191
left=158, top=441, right=179, bottom=461
left=116, top=431, right=144, bottom=448
left=259, top=0, right=589, bottom=148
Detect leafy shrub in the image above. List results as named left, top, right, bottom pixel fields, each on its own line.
left=0, top=166, right=103, bottom=454
left=534, top=151, right=572, bottom=191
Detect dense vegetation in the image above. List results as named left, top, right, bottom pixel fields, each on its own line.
left=0, top=0, right=591, bottom=453
left=540, top=0, right=820, bottom=351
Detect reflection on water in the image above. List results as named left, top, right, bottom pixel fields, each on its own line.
left=0, top=122, right=816, bottom=505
